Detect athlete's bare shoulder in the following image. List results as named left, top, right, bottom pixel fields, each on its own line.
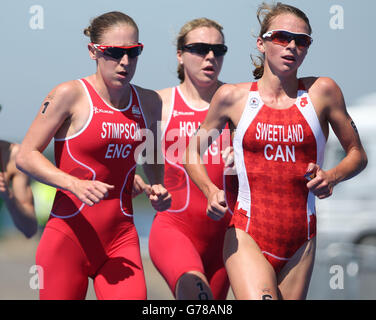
left=234, top=82, right=255, bottom=90
left=302, top=76, right=344, bottom=111
left=132, top=85, right=163, bottom=127
left=301, top=76, right=342, bottom=99
left=156, top=87, right=173, bottom=103
left=155, top=87, right=174, bottom=124
left=212, top=82, right=252, bottom=109
left=40, top=79, right=85, bottom=116
left=49, top=80, right=84, bottom=101
left=133, top=85, right=162, bottom=107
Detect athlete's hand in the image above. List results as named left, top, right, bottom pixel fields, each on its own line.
left=221, top=146, right=237, bottom=176
left=207, top=188, right=228, bottom=221
left=221, top=146, right=235, bottom=169
left=70, top=178, right=115, bottom=206
left=132, top=174, right=151, bottom=198
left=148, top=184, right=171, bottom=211
left=305, top=163, right=336, bottom=199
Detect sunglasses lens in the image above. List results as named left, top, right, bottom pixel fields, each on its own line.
left=127, top=46, right=143, bottom=58
left=104, top=47, right=125, bottom=59
left=103, top=46, right=142, bottom=59
left=295, top=35, right=311, bottom=48
left=194, top=44, right=210, bottom=55
left=184, top=43, right=227, bottom=57
left=271, top=32, right=291, bottom=46
left=212, top=45, right=227, bottom=56
left=270, top=31, right=311, bottom=49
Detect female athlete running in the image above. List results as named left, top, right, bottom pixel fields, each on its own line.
left=16, top=11, right=171, bottom=300
left=184, top=2, right=367, bottom=299
left=148, top=18, right=237, bottom=300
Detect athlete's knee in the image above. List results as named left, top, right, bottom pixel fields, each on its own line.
left=259, top=287, right=278, bottom=300
left=175, top=271, right=213, bottom=300
left=243, top=286, right=279, bottom=300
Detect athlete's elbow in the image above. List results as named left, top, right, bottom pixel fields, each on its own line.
left=15, top=217, right=38, bottom=239
left=354, top=147, right=368, bottom=175
left=23, top=225, right=38, bottom=239
left=15, top=151, right=28, bottom=173
left=16, top=147, right=35, bottom=175
left=360, top=151, right=368, bottom=172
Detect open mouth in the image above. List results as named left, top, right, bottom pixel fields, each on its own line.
left=117, top=71, right=128, bottom=77
left=203, top=66, right=215, bottom=72
left=282, top=55, right=296, bottom=62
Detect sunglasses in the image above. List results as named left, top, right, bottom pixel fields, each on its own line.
left=182, top=43, right=228, bottom=57
left=262, top=30, right=312, bottom=49
left=91, top=43, right=144, bottom=59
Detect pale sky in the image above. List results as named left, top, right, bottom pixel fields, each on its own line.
left=1, top=0, right=375, bottom=142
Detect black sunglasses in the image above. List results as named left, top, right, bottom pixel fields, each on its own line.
left=182, top=43, right=228, bottom=57
left=92, top=43, right=144, bottom=59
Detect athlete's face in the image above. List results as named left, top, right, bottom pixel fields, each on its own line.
left=89, top=24, right=139, bottom=88
left=257, top=14, right=310, bottom=77
left=177, top=27, right=224, bottom=86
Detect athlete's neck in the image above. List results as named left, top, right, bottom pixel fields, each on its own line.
left=88, top=74, right=132, bottom=109
left=179, top=79, right=222, bottom=109
left=258, top=68, right=299, bottom=101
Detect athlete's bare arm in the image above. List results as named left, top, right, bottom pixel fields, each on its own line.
left=156, top=87, right=174, bottom=133
left=137, top=87, right=171, bottom=212
left=184, top=83, right=247, bottom=220
left=131, top=88, right=173, bottom=199
left=304, top=77, right=368, bottom=199
left=16, top=81, right=114, bottom=206
left=0, top=143, right=37, bottom=238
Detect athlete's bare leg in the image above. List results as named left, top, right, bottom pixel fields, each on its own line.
left=223, top=227, right=279, bottom=300
left=175, top=271, right=214, bottom=300
left=277, top=237, right=316, bottom=300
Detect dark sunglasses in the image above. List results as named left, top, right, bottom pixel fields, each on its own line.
left=91, top=43, right=144, bottom=59
left=182, top=43, right=228, bottom=57
left=262, top=30, right=312, bottom=49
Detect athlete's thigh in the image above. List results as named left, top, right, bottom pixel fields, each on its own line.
left=207, top=265, right=230, bottom=300
left=202, top=242, right=230, bottom=300
left=223, top=227, right=278, bottom=300
left=36, top=227, right=89, bottom=300
left=93, top=240, right=146, bottom=300
left=149, top=216, right=204, bottom=295
left=277, top=236, right=316, bottom=300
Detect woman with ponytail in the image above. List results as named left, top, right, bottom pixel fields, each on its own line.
left=16, top=11, right=171, bottom=300
left=184, top=2, right=367, bottom=299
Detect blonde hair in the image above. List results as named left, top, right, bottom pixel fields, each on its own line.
left=83, top=11, right=139, bottom=43
left=252, top=2, right=312, bottom=79
left=176, top=18, right=225, bottom=83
